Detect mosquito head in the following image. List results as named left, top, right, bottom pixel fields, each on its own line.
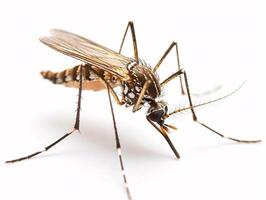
left=146, top=100, right=168, bottom=124
left=147, top=100, right=177, bottom=133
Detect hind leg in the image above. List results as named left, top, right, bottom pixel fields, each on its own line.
left=6, top=65, right=85, bottom=163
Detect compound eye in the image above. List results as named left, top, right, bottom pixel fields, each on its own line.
left=148, top=109, right=164, bottom=123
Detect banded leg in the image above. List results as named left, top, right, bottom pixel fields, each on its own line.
left=6, top=66, right=84, bottom=163
left=106, top=85, right=132, bottom=200
left=164, top=69, right=261, bottom=143
left=182, top=71, right=261, bottom=143
left=119, top=21, right=139, bottom=62
left=153, top=42, right=185, bottom=95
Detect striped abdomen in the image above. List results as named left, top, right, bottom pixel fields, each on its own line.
left=40, top=64, right=121, bottom=91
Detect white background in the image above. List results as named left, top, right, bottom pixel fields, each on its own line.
left=0, top=0, right=265, bottom=200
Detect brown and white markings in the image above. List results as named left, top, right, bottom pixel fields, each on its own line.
left=6, top=22, right=261, bottom=200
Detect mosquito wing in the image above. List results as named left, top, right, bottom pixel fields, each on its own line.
left=40, top=29, right=131, bottom=80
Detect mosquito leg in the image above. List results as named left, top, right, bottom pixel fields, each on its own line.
left=105, top=82, right=125, bottom=106
left=157, top=44, right=220, bottom=98
left=160, top=68, right=219, bottom=97
left=160, top=69, right=183, bottom=87
left=90, top=68, right=125, bottom=106
left=6, top=66, right=84, bottom=163
left=132, top=80, right=151, bottom=112
left=106, top=85, right=132, bottom=200
left=153, top=42, right=185, bottom=94
left=160, top=67, right=261, bottom=143
left=181, top=70, right=261, bottom=143
left=147, top=117, right=180, bottom=159
left=119, top=21, right=139, bottom=62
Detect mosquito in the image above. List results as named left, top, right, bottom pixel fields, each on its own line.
left=6, top=22, right=261, bottom=200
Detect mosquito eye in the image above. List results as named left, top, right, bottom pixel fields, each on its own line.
left=148, top=109, right=164, bottom=123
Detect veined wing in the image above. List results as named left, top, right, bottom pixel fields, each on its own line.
left=40, top=29, right=131, bottom=80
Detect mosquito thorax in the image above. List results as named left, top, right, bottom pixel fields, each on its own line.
left=123, top=61, right=161, bottom=108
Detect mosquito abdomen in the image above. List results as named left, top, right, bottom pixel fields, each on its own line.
left=40, top=64, right=82, bottom=84
left=40, top=64, right=120, bottom=91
